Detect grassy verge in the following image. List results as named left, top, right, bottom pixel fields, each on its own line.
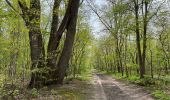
left=152, top=90, right=170, bottom=100
left=100, top=71, right=170, bottom=100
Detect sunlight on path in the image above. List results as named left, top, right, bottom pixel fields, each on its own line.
left=91, top=74, right=107, bottom=100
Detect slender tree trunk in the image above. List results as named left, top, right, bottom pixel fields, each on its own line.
left=134, top=0, right=144, bottom=78
left=150, top=50, right=153, bottom=78
left=115, top=38, right=121, bottom=73
left=142, top=0, right=148, bottom=75
left=125, top=35, right=128, bottom=77
left=46, top=0, right=61, bottom=85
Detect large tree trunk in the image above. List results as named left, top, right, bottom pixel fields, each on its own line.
left=28, top=25, right=45, bottom=88
left=28, top=0, right=46, bottom=88
left=46, top=0, right=73, bottom=85
left=15, top=0, right=80, bottom=87
left=56, top=0, right=80, bottom=84
left=18, top=0, right=46, bottom=88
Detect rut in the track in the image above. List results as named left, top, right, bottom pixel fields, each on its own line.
left=88, top=73, right=154, bottom=100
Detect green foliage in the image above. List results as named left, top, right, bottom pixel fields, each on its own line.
left=134, top=77, right=156, bottom=86
left=0, top=0, right=170, bottom=98
left=152, top=90, right=170, bottom=100
left=12, top=89, right=19, bottom=96
left=124, top=76, right=168, bottom=87
left=112, top=3, right=128, bottom=14
left=30, top=88, right=39, bottom=98
left=68, top=11, right=93, bottom=78
left=0, top=84, right=19, bottom=99
left=126, top=76, right=139, bottom=82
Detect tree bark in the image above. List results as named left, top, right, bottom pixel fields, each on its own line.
left=28, top=0, right=46, bottom=88
left=134, top=0, right=144, bottom=78
left=46, top=0, right=75, bottom=85
left=142, top=0, right=148, bottom=75
left=56, top=0, right=80, bottom=84
left=47, top=0, right=61, bottom=69
left=18, top=0, right=46, bottom=88
left=18, top=0, right=45, bottom=88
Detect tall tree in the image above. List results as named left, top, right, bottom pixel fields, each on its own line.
left=133, top=0, right=144, bottom=78
left=5, top=0, right=81, bottom=87
left=46, top=0, right=80, bottom=85
left=17, top=0, right=46, bottom=88
left=55, top=0, right=80, bottom=84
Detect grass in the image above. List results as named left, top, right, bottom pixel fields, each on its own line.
left=152, top=90, right=170, bottom=100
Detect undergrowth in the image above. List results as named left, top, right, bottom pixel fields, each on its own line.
left=152, top=90, right=170, bottom=100
left=0, top=72, right=92, bottom=100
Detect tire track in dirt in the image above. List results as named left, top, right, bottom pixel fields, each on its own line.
left=88, top=72, right=154, bottom=100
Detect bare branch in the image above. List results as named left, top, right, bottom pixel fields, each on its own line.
left=148, top=1, right=165, bottom=21
left=86, top=0, right=113, bottom=33
left=5, top=0, right=18, bottom=12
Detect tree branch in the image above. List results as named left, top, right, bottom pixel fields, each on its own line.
left=5, top=0, right=18, bottom=13
left=86, top=0, right=113, bottom=33
left=18, top=0, right=29, bottom=24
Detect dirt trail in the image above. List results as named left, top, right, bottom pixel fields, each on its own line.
left=88, top=73, right=154, bottom=100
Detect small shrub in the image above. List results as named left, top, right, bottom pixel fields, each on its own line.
left=12, top=89, right=19, bottom=96
left=127, top=76, right=139, bottom=83
left=30, top=88, right=39, bottom=97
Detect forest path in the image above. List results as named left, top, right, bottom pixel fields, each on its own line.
left=88, top=72, right=154, bottom=100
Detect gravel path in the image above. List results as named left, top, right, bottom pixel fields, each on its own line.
left=88, top=73, right=154, bottom=100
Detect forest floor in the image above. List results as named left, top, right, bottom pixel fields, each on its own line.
left=1, top=71, right=158, bottom=100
